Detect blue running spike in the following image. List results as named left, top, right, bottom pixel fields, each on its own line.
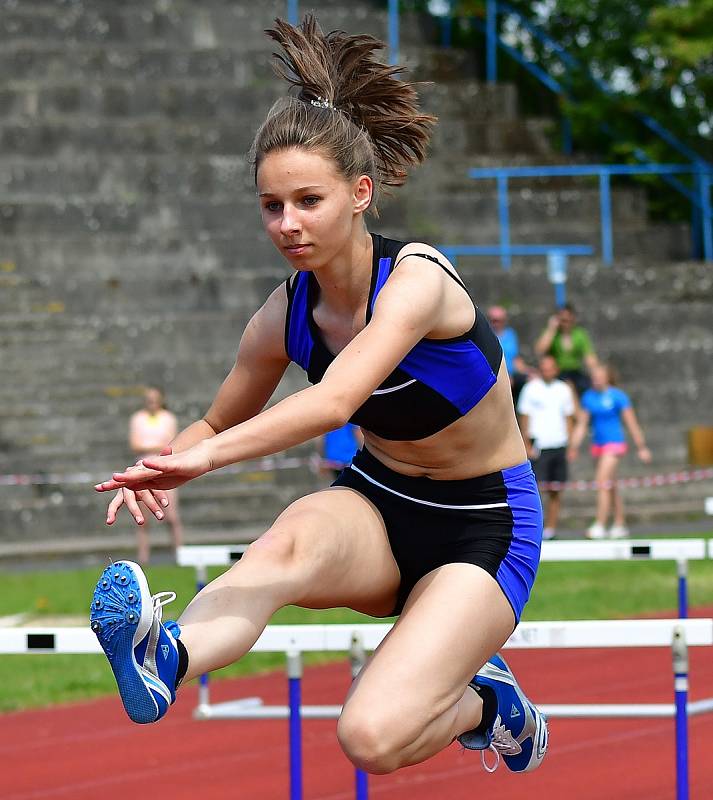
left=89, top=560, right=180, bottom=724
left=459, top=653, right=548, bottom=773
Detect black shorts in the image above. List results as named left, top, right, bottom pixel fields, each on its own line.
left=332, top=448, right=543, bottom=620
left=532, top=447, right=568, bottom=485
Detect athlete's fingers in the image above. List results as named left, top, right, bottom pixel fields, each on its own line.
left=105, top=490, right=125, bottom=525
left=122, top=488, right=146, bottom=526
left=153, top=489, right=171, bottom=508
left=138, top=490, right=164, bottom=521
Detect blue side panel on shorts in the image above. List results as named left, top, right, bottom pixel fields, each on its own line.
left=286, top=272, right=314, bottom=371
left=399, top=339, right=497, bottom=415
left=497, top=462, right=543, bottom=621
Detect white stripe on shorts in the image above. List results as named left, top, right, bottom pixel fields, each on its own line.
left=371, top=379, right=417, bottom=395
left=348, top=464, right=510, bottom=510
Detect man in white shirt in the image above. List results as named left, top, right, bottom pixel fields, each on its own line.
left=517, top=355, right=576, bottom=540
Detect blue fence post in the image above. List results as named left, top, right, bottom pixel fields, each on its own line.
left=497, top=174, right=511, bottom=269
left=287, top=0, right=299, bottom=25
left=561, top=115, right=572, bottom=156
left=486, top=0, right=497, bottom=83
left=691, top=171, right=702, bottom=259
left=699, top=168, right=712, bottom=263
left=672, top=626, right=690, bottom=800
left=599, top=170, right=614, bottom=265
left=388, top=0, right=399, bottom=65
left=287, top=650, right=303, bottom=800
left=547, top=250, right=568, bottom=307
left=440, top=2, right=453, bottom=48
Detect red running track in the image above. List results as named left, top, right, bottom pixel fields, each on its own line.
left=3, top=642, right=713, bottom=799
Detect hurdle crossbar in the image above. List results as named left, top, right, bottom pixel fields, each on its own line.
left=2, top=618, right=713, bottom=655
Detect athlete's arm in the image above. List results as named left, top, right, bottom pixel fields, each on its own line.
left=99, top=283, right=291, bottom=504
left=99, top=258, right=449, bottom=489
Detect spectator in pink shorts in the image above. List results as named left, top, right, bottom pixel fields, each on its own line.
left=568, top=365, right=651, bottom=539
left=127, top=386, right=184, bottom=563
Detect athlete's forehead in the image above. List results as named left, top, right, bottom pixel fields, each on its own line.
left=258, top=184, right=328, bottom=198
left=256, top=147, right=344, bottom=194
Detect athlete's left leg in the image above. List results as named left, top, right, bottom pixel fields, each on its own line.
left=337, top=563, right=543, bottom=774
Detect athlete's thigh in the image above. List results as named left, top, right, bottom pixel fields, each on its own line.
left=342, top=563, right=514, bottom=729
left=246, top=486, right=400, bottom=617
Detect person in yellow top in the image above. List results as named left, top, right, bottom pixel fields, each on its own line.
left=127, top=386, right=184, bottom=563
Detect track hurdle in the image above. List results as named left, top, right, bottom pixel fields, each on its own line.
left=541, top=538, right=707, bottom=618
left=2, top=619, right=712, bottom=800
left=179, top=538, right=707, bottom=623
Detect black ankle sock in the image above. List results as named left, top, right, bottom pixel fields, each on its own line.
left=175, top=638, right=189, bottom=688
left=472, top=684, right=498, bottom=734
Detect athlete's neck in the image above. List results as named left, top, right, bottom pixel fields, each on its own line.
left=312, top=227, right=373, bottom=315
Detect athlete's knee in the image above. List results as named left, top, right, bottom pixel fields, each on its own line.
left=242, top=525, right=299, bottom=573
left=337, top=704, right=418, bottom=774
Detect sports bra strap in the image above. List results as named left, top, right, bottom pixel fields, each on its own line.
left=393, top=252, right=468, bottom=290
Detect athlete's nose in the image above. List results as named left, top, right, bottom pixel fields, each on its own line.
left=280, top=204, right=301, bottom=237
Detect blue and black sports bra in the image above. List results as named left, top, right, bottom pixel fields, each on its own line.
left=284, top=234, right=503, bottom=440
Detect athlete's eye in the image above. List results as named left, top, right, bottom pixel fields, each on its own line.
left=303, top=195, right=321, bottom=206
left=264, top=201, right=282, bottom=213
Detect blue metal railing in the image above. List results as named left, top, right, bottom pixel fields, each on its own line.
left=437, top=244, right=594, bottom=306
left=283, top=2, right=712, bottom=264
left=467, top=164, right=712, bottom=267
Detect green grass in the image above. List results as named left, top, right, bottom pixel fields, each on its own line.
left=2, top=542, right=713, bottom=713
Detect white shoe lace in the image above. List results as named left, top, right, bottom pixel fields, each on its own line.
left=152, top=591, right=176, bottom=622
left=480, top=718, right=522, bottom=773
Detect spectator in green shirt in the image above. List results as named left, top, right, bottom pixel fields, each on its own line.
left=535, top=303, right=598, bottom=397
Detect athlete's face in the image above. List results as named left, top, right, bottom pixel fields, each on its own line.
left=256, top=147, right=372, bottom=269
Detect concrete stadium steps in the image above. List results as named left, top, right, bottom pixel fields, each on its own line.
left=0, top=473, right=320, bottom=543
left=0, top=0, right=708, bottom=548
left=0, top=0, right=392, bottom=46
left=0, top=78, right=518, bottom=124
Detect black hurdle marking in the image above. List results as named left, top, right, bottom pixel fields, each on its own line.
left=27, top=633, right=56, bottom=650
left=229, top=550, right=245, bottom=562
left=631, top=545, right=652, bottom=558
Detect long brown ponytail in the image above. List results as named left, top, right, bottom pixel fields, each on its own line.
left=250, top=14, right=436, bottom=214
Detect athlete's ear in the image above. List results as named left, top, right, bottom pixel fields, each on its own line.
left=352, top=175, right=373, bottom=214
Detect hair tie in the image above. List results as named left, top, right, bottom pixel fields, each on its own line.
left=310, top=96, right=335, bottom=110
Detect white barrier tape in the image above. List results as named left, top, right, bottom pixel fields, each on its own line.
left=0, top=457, right=711, bottom=490
left=540, top=467, right=713, bottom=491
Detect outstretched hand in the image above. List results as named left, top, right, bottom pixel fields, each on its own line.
left=94, top=444, right=214, bottom=493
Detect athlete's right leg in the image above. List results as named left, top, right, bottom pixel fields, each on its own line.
left=91, top=486, right=400, bottom=719
left=178, top=487, right=399, bottom=679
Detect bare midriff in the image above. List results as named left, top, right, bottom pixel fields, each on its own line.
left=363, top=360, right=527, bottom=480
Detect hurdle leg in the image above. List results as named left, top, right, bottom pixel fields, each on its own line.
left=195, top=564, right=212, bottom=709
left=350, top=633, right=369, bottom=800
left=677, top=558, right=688, bottom=619
left=287, top=649, right=303, bottom=800
left=672, top=625, right=689, bottom=800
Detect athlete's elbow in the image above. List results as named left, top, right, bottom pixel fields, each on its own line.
left=317, top=388, right=359, bottom=431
